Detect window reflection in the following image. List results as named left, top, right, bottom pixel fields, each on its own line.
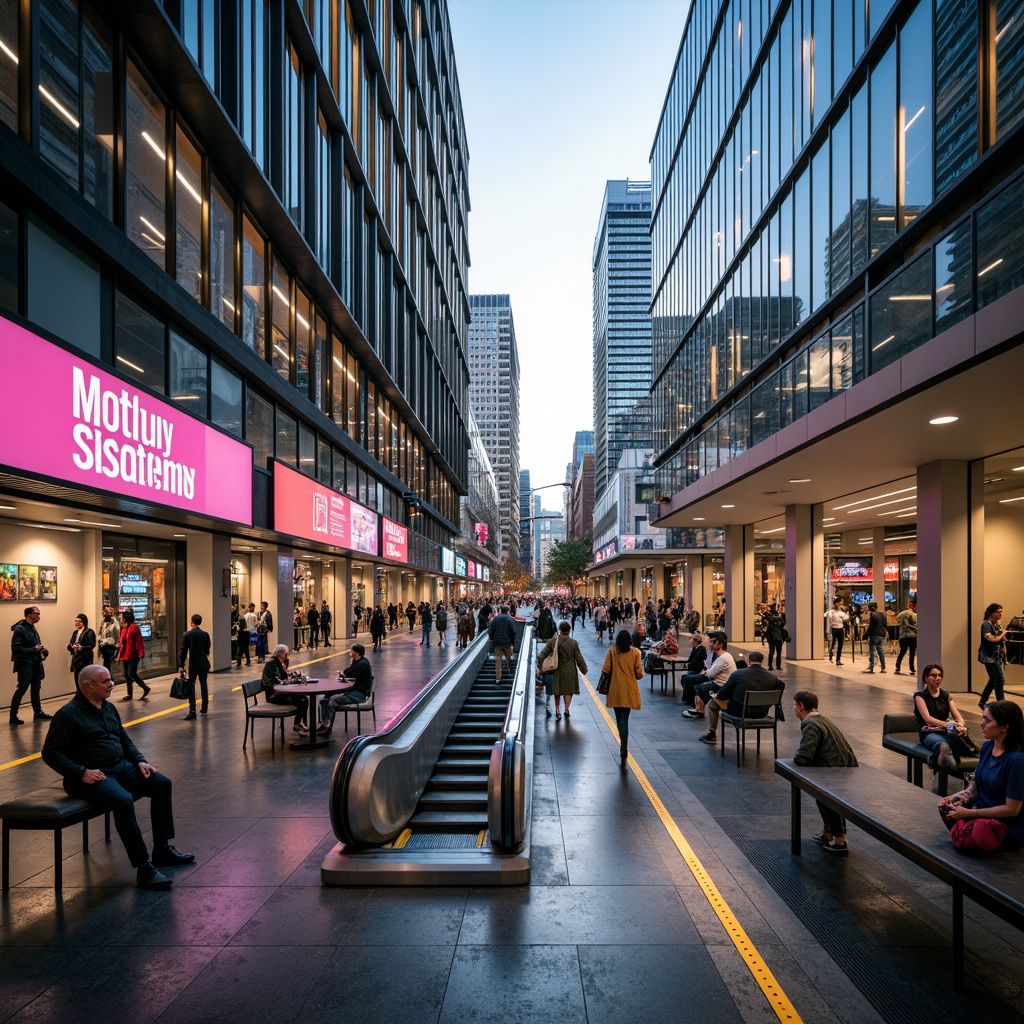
left=209, top=173, right=236, bottom=331
left=899, top=2, right=932, bottom=227
left=115, top=291, right=165, bottom=390
left=126, top=63, right=167, bottom=270
left=0, top=199, right=17, bottom=311
left=241, top=216, right=265, bottom=356
left=934, top=220, right=972, bottom=333
left=245, top=389, right=273, bottom=470
left=39, top=0, right=79, bottom=190
left=169, top=331, right=207, bottom=412
left=295, top=288, right=311, bottom=395
left=936, top=0, right=978, bottom=194
left=82, top=3, right=113, bottom=218
left=996, top=0, right=1024, bottom=140
left=271, top=258, right=291, bottom=381
left=211, top=360, right=242, bottom=437
left=0, top=0, right=16, bottom=130
left=175, top=127, right=203, bottom=302
left=869, top=47, right=896, bottom=256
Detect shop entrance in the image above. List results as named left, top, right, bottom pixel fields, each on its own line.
left=102, top=535, right=183, bottom=677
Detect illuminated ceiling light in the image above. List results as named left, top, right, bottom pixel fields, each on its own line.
left=759, top=526, right=785, bottom=534
left=139, top=232, right=165, bottom=249
left=877, top=505, right=916, bottom=516
left=139, top=215, right=165, bottom=242
left=789, top=478, right=811, bottom=483
left=0, top=504, right=17, bottom=510
left=822, top=517, right=835, bottom=522
left=693, top=517, right=705, bottom=521
left=872, top=334, right=895, bottom=351
left=175, top=170, right=202, bottom=204
left=296, top=310, right=310, bottom=329
left=876, top=215, right=896, bottom=222
left=833, top=487, right=916, bottom=511
left=173, top=534, right=187, bottom=538
left=978, top=259, right=1004, bottom=277
left=64, top=518, right=122, bottom=528
left=721, top=504, right=735, bottom=508
left=140, top=130, right=165, bottom=159
left=1012, top=466, right=1024, bottom=472
left=38, top=84, right=79, bottom=128
left=273, top=344, right=290, bottom=360
left=894, top=512, right=916, bottom=518
left=333, top=357, right=344, bottom=369
left=272, top=284, right=290, bottom=304
left=172, top=394, right=201, bottom=400
left=116, top=355, right=145, bottom=374
left=929, top=415, right=958, bottom=425
left=889, top=295, right=931, bottom=301
left=999, top=496, right=1024, bottom=504
left=903, top=106, right=926, bottom=132
left=222, top=298, right=236, bottom=311
left=0, top=38, right=19, bottom=64
left=936, top=283, right=955, bottom=293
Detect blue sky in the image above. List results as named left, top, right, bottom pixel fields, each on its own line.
left=447, top=0, right=688, bottom=498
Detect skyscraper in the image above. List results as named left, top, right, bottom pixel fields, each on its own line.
left=519, top=469, right=533, bottom=577
left=592, top=180, right=653, bottom=501
left=568, top=430, right=595, bottom=541
left=468, top=294, right=521, bottom=562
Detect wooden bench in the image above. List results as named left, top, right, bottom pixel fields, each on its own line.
left=882, top=713, right=979, bottom=796
left=775, top=759, right=1024, bottom=991
left=1, top=785, right=138, bottom=892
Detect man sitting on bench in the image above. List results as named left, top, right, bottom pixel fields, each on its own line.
left=41, top=664, right=194, bottom=890
left=318, top=644, right=373, bottom=735
left=793, top=690, right=858, bottom=856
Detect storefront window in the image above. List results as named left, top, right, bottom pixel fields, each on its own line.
left=169, top=330, right=207, bottom=412
left=115, top=290, right=165, bottom=390
left=125, top=62, right=167, bottom=269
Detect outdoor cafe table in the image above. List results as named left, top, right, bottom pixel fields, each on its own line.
left=273, top=678, right=351, bottom=750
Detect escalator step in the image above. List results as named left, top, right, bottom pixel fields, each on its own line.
left=428, top=774, right=489, bottom=789
left=409, top=811, right=488, bottom=832
left=419, top=791, right=488, bottom=810
left=435, top=757, right=490, bottom=770
left=440, top=745, right=494, bottom=757
left=445, top=733, right=498, bottom=743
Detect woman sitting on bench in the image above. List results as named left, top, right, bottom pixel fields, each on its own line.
left=914, top=664, right=969, bottom=787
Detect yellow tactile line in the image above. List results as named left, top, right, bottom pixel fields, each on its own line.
left=584, top=675, right=802, bottom=1024
left=0, top=639, right=372, bottom=773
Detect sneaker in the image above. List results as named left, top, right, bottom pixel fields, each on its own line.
left=152, top=844, right=195, bottom=867
left=862, top=669, right=874, bottom=674
left=893, top=670, right=901, bottom=675
left=545, top=709, right=552, bottom=719
left=183, top=712, right=197, bottom=720
left=137, top=861, right=172, bottom=890
left=822, top=840, right=849, bottom=856
left=34, top=712, right=53, bottom=720
left=9, top=717, right=23, bottom=726
left=681, top=708, right=704, bottom=719
left=979, top=700, right=987, bottom=710
left=698, top=731, right=717, bottom=744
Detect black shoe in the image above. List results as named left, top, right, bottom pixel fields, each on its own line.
left=184, top=712, right=197, bottom=720
left=9, top=717, right=23, bottom=725
left=200, top=708, right=207, bottom=715
left=120, top=695, right=134, bottom=701
left=34, top=712, right=52, bottom=720
left=141, top=685, right=152, bottom=698
left=137, top=861, right=172, bottom=890
left=698, top=731, right=717, bottom=744
left=152, top=844, right=195, bottom=867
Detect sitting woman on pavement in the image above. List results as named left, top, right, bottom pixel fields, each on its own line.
left=914, top=664, right=968, bottom=781
left=939, top=699, right=1024, bottom=850
left=261, top=644, right=309, bottom=734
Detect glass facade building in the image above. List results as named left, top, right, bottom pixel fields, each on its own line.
left=650, top=0, right=1024, bottom=490
left=0, top=0, right=470, bottom=554
left=593, top=179, right=653, bottom=501
left=468, top=293, right=521, bottom=562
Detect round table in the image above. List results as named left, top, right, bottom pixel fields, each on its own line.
left=273, top=678, right=352, bottom=750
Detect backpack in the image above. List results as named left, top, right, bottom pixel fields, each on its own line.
left=436, top=608, right=448, bottom=629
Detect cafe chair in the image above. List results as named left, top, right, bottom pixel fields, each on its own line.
left=241, top=678, right=296, bottom=751
left=340, top=685, right=376, bottom=734
left=718, top=688, right=785, bottom=767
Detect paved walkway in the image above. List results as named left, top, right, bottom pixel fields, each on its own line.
left=0, top=622, right=1022, bottom=1022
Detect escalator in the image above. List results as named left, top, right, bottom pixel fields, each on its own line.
left=320, top=624, right=533, bottom=885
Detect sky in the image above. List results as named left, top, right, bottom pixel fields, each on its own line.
left=447, top=0, right=688, bottom=499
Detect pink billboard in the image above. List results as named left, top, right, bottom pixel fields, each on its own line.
left=274, top=461, right=379, bottom=556
left=0, top=314, right=252, bottom=525
left=382, top=517, right=408, bottom=563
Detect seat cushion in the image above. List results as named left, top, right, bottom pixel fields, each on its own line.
left=0, top=787, right=97, bottom=821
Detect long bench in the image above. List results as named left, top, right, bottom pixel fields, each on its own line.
left=775, top=759, right=1024, bottom=991
left=882, top=713, right=979, bottom=796
left=1, top=785, right=138, bottom=892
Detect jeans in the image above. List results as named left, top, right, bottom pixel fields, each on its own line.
left=320, top=689, right=366, bottom=728
left=680, top=672, right=705, bottom=706
left=816, top=800, right=847, bottom=838
left=421, top=622, right=431, bottom=644
left=63, top=760, right=174, bottom=867
left=10, top=660, right=43, bottom=718
left=895, top=637, right=917, bottom=674
left=829, top=628, right=845, bottom=663
left=868, top=635, right=886, bottom=670
left=613, top=707, right=631, bottom=754
left=321, top=624, right=331, bottom=646
left=980, top=660, right=1005, bottom=703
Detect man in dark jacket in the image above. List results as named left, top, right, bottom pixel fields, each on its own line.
left=42, top=664, right=194, bottom=889
left=698, top=651, right=782, bottom=745
left=318, top=644, right=373, bottom=734
left=477, top=600, right=494, bottom=632
left=864, top=601, right=888, bottom=674
left=177, top=613, right=212, bottom=720
left=10, top=605, right=50, bottom=725
left=488, top=606, right=517, bottom=683
left=306, top=604, right=320, bottom=649
left=319, top=601, right=332, bottom=646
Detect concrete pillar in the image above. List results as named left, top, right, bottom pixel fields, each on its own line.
left=917, top=460, right=982, bottom=687
left=785, top=503, right=824, bottom=660
left=871, top=527, right=887, bottom=607
left=724, top=524, right=755, bottom=642
left=185, top=534, right=233, bottom=670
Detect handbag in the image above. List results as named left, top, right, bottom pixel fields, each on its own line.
left=950, top=817, right=1007, bottom=852
left=169, top=675, right=189, bottom=700
left=782, top=628, right=792, bottom=643
left=597, top=671, right=611, bottom=695
left=540, top=637, right=560, bottom=674
left=948, top=729, right=980, bottom=760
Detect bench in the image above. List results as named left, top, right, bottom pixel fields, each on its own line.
left=882, top=713, right=979, bottom=796
left=775, top=759, right=1024, bottom=990
left=1, top=785, right=138, bottom=892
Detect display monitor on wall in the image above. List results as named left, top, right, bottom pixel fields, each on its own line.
left=382, top=517, right=408, bottom=563
left=273, top=461, right=379, bottom=556
left=0, top=313, right=253, bottom=525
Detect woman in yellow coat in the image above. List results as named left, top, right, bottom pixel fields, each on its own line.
left=602, top=629, right=643, bottom=768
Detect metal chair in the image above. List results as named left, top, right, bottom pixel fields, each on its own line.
left=718, top=688, right=785, bottom=766
left=340, top=687, right=376, bottom=734
left=241, top=678, right=296, bottom=751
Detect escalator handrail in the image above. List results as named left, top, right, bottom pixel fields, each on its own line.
left=495, top=628, right=533, bottom=848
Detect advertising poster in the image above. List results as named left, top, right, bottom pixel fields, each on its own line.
left=382, top=517, right=409, bottom=562
left=0, top=563, right=17, bottom=600
left=38, top=566, right=58, bottom=601
left=18, top=564, right=38, bottom=601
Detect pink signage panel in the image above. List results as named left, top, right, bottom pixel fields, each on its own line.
left=382, top=517, right=408, bottom=563
left=274, top=461, right=379, bottom=556
left=0, top=314, right=252, bottom=525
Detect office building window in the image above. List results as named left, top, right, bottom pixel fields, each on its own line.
left=240, top=0, right=269, bottom=169
left=996, top=0, right=1024, bottom=141
left=125, top=62, right=167, bottom=269
left=209, top=172, right=236, bottom=331
left=245, top=388, right=273, bottom=470
left=82, top=3, right=113, bottom=218
left=0, top=200, right=16, bottom=311
left=169, top=330, right=207, bottom=412
left=241, top=215, right=265, bottom=356
left=38, top=0, right=80, bottom=190
left=313, top=312, right=328, bottom=411
left=211, top=360, right=242, bottom=437
left=295, top=288, right=312, bottom=395
left=935, top=0, right=978, bottom=195
left=115, top=290, right=165, bottom=390
left=276, top=407, right=297, bottom=466
left=298, top=423, right=315, bottom=474
left=899, top=1, right=932, bottom=227
left=271, top=257, right=291, bottom=381
left=869, top=46, right=897, bottom=256
left=0, top=0, right=16, bottom=130
left=317, top=437, right=331, bottom=485
left=175, top=126, right=203, bottom=301
left=284, top=40, right=304, bottom=230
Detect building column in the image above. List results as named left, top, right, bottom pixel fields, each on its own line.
left=724, top=524, right=755, bottom=642
left=785, top=504, right=824, bottom=660
left=871, top=527, right=887, bottom=607
left=917, top=460, right=983, bottom=687
left=186, top=534, right=233, bottom=670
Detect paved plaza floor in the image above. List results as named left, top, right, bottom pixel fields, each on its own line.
left=1, top=621, right=1022, bottom=1023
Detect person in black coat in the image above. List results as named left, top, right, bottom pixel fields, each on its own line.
left=370, top=605, right=387, bottom=650
left=177, top=613, right=212, bottom=720
left=306, top=604, right=320, bottom=649
left=261, top=644, right=308, bottom=733
left=319, top=601, right=332, bottom=646
left=67, top=613, right=96, bottom=689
